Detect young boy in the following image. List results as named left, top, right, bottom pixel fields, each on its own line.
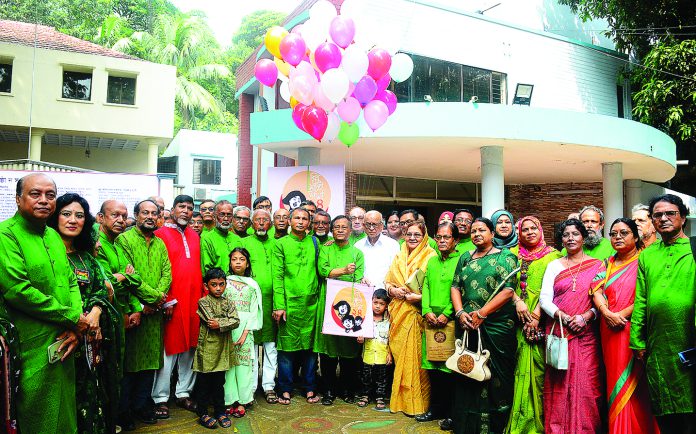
left=193, top=268, right=240, bottom=429
left=356, top=289, right=392, bottom=410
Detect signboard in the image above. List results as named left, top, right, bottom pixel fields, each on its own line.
left=267, top=165, right=345, bottom=215
left=321, top=279, right=374, bottom=338
left=0, top=170, right=159, bottom=221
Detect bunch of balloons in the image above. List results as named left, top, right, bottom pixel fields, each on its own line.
left=253, top=0, right=414, bottom=147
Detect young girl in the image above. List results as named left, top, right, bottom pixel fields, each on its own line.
left=224, top=248, right=263, bottom=417
left=193, top=268, right=240, bottom=429
left=357, top=289, right=392, bottom=410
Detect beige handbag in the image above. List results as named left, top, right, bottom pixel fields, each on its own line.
left=445, top=328, right=491, bottom=381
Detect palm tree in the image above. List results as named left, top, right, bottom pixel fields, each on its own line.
left=113, top=14, right=230, bottom=128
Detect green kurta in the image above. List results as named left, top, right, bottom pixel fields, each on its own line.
left=115, top=227, right=172, bottom=372
left=242, top=234, right=276, bottom=343
left=349, top=232, right=367, bottom=246
left=272, top=233, right=319, bottom=351
left=246, top=225, right=276, bottom=238
left=313, top=242, right=364, bottom=358
left=421, top=249, right=462, bottom=371
left=455, top=237, right=475, bottom=255
left=629, top=238, right=696, bottom=416
left=506, top=246, right=562, bottom=434
left=0, top=213, right=83, bottom=434
left=193, top=294, right=240, bottom=373
left=562, top=237, right=616, bottom=260
left=96, top=230, right=141, bottom=317
left=201, top=228, right=243, bottom=273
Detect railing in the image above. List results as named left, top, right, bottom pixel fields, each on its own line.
left=173, top=184, right=185, bottom=196
left=0, top=159, right=97, bottom=173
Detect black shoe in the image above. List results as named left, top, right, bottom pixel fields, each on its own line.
left=342, top=393, right=356, bottom=404
left=117, top=413, right=136, bottom=432
left=439, top=418, right=453, bottom=431
left=135, top=408, right=158, bottom=425
left=415, top=411, right=435, bottom=422
left=321, top=391, right=335, bottom=406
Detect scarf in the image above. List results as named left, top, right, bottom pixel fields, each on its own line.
left=491, top=209, right=518, bottom=249
left=385, top=234, right=437, bottom=290
left=516, top=215, right=555, bottom=261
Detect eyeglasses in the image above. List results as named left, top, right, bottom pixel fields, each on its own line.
left=399, top=219, right=415, bottom=227
left=233, top=216, right=251, bottom=222
left=314, top=220, right=329, bottom=226
left=454, top=218, right=473, bottom=224
left=434, top=235, right=453, bottom=241
left=651, top=210, right=679, bottom=220
left=364, top=222, right=382, bottom=229
left=405, top=232, right=423, bottom=239
left=217, top=212, right=233, bottom=218
left=349, top=216, right=365, bottom=221
left=200, top=206, right=214, bottom=212
left=609, top=230, right=631, bottom=239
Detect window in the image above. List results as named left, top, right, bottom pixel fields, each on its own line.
left=0, top=63, right=12, bottom=93
left=107, top=75, right=136, bottom=105
left=616, top=85, right=625, bottom=118
left=62, top=70, right=92, bottom=100
left=193, top=159, right=221, bottom=185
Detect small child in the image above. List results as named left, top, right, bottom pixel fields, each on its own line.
left=193, top=268, right=240, bottom=429
left=356, top=289, right=392, bottom=410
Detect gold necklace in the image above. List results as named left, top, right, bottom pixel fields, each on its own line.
left=565, top=253, right=586, bottom=292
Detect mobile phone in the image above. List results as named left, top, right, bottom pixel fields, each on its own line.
left=678, top=348, right=696, bottom=368
left=47, top=338, right=67, bottom=364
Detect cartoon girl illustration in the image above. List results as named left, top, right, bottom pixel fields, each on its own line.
left=352, top=316, right=363, bottom=332
left=282, top=190, right=306, bottom=210
left=342, top=315, right=355, bottom=333
left=333, top=300, right=351, bottom=318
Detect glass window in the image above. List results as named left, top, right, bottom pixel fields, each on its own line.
left=107, top=75, right=136, bottom=105
left=62, top=70, right=92, bottom=100
left=357, top=174, right=393, bottom=197
left=193, top=159, right=221, bottom=185
left=437, top=180, right=478, bottom=201
left=396, top=177, right=436, bottom=199
left=0, top=63, right=12, bottom=93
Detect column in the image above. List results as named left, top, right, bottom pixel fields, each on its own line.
left=298, top=147, right=320, bottom=166
left=624, top=179, right=642, bottom=216
left=147, top=139, right=159, bottom=174
left=480, top=146, right=504, bottom=219
left=29, top=129, right=45, bottom=161
left=602, top=162, right=623, bottom=230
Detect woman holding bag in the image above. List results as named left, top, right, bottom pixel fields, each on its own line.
left=450, top=217, right=519, bottom=434
left=539, top=219, right=604, bottom=434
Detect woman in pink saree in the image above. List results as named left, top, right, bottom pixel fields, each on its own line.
left=591, top=218, right=659, bottom=434
left=539, top=219, right=604, bottom=434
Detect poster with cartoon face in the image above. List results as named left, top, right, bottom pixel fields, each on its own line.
left=266, top=165, right=345, bottom=215
left=321, top=279, right=374, bottom=338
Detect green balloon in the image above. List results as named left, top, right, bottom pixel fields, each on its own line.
left=338, top=121, right=359, bottom=147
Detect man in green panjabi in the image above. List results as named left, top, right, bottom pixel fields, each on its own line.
left=453, top=208, right=476, bottom=254
left=242, top=208, right=279, bottom=402
left=115, top=199, right=171, bottom=426
left=398, top=209, right=438, bottom=249
left=273, top=208, right=290, bottom=239
left=348, top=207, right=367, bottom=245
left=272, top=207, right=320, bottom=404
left=578, top=205, right=615, bottom=260
left=201, top=200, right=242, bottom=273
left=232, top=205, right=252, bottom=238
left=312, top=210, right=332, bottom=244
left=630, top=194, right=695, bottom=433
left=199, top=199, right=217, bottom=233
left=0, top=173, right=88, bottom=434
left=247, top=196, right=276, bottom=238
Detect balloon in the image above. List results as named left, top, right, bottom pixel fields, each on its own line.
left=275, top=57, right=291, bottom=77
left=314, top=42, right=342, bottom=73
left=313, top=85, right=335, bottom=112
left=367, top=48, right=392, bottom=81
left=390, top=53, right=414, bottom=83
left=291, top=24, right=303, bottom=35
left=289, top=96, right=298, bottom=108
left=337, top=97, right=361, bottom=123
left=340, top=0, right=368, bottom=20
left=353, top=75, right=378, bottom=105
left=309, top=0, right=337, bottom=23
left=338, top=121, right=360, bottom=147
left=329, top=16, right=355, bottom=48
left=321, top=68, right=350, bottom=104
left=301, top=105, right=329, bottom=141
left=292, top=103, right=307, bottom=131
left=345, top=81, right=356, bottom=99
left=279, top=34, right=306, bottom=67
left=376, top=73, right=391, bottom=92
left=363, top=100, right=389, bottom=131
left=323, top=112, right=340, bottom=141
left=254, top=59, right=278, bottom=87
left=301, top=18, right=328, bottom=52
left=342, top=44, right=369, bottom=83
left=264, top=26, right=288, bottom=59
left=291, top=61, right=316, bottom=82
left=375, top=89, right=397, bottom=114
left=290, top=75, right=315, bottom=106
left=279, top=81, right=291, bottom=102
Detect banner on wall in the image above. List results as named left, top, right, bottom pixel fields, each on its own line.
left=266, top=165, right=345, bottom=215
left=0, top=170, right=159, bottom=222
left=321, top=279, right=374, bottom=338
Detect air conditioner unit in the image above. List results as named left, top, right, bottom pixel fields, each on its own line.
left=194, top=188, right=207, bottom=201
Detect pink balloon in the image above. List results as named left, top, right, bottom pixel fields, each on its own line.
left=279, top=34, right=307, bottom=67
left=337, top=97, right=361, bottom=123
left=301, top=105, right=329, bottom=141
left=314, top=42, right=342, bottom=73
left=375, top=89, right=397, bottom=114
left=363, top=100, right=389, bottom=131
left=254, top=59, right=278, bottom=87
left=291, top=24, right=303, bottom=35
left=353, top=75, right=377, bottom=105
left=291, top=61, right=316, bottom=81
left=367, top=48, right=392, bottom=81
left=376, top=73, right=391, bottom=92
left=329, top=16, right=355, bottom=48
left=313, top=85, right=336, bottom=112
left=292, top=103, right=307, bottom=131
left=345, top=81, right=356, bottom=99
left=290, top=75, right=315, bottom=106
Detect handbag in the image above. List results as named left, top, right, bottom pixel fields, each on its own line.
left=445, top=328, right=491, bottom=381
left=425, top=321, right=456, bottom=361
left=405, top=268, right=425, bottom=292
left=545, top=317, right=569, bottom=370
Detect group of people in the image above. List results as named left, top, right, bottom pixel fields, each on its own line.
left=0, top=172, right=693, bottom=434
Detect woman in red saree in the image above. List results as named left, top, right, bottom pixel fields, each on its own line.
left=539, top=219, right=604, bottom=434
left=591, top=218, right=659, bottom=434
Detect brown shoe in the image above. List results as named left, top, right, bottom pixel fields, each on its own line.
left=176, top=397, right=198, bottom=412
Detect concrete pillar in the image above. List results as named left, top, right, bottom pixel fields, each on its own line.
left=602, top=162, right=623, bottom=230
left=480, top=146, right=505, bottom=219
left=29, top=129, right=44, bottom=161
left=298, top=147, right=320, bottom=166
left=624, top=179, right=643, bottom=216
left=147, top=139, right=159, bottom=174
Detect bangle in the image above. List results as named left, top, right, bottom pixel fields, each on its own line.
left=513, top=298, right=521, bottom=305
left=577, top=314, right=586, bottom=326
left=454, top=309, right=465, bottom=319
left=476, top=311, right=488, bottom=320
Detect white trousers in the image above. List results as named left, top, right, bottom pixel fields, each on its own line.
left=151, top=349, right=196, bottom=404
left=253, top=341, right=278, bottom=392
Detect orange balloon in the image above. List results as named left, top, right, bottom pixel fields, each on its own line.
left=264, top=26, right=288, bottom=59
left=274, top=57, right=291, bottom=77
left=290, top=96, right=298, bottom=108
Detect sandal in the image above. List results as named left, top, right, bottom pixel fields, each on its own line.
left=176, top=397, right=198, bottom=412
left=216, top=414, right=232, bottom=428
left=356, top=396, right=370, bottom=408
left=264, top=390, right=278, bottom=404
left=306, top=391, right=321, bottom=404
left=228, top=405, right=245, bottom=418
left=375, top=398, right=387, bottom=411
left=154, top=403, right=169, bottom=419
left=198, top=415, right=217, bottom=429
left=278, top=392, right=291, bottom=405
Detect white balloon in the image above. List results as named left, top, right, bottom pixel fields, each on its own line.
left=390, top=53, right=414, bottom=83
left=323, top=111, right=340, bottom=142
left=341, top=44, right=369, bottom=83
left=302, top=18, right=329, bottom=52
left=321, top=68, right=350, bottom=104
left=279, top=81, right=291, bottom=102
left=340, top=0, right=369, bottom=20
left=310, top=0, right=337, bottom=23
